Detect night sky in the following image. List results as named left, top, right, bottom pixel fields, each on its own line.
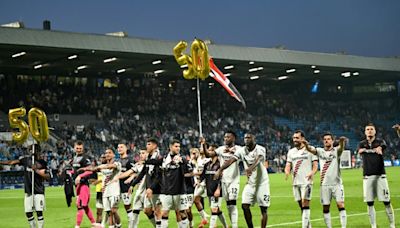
left=0, top=0, right=399, bottom=57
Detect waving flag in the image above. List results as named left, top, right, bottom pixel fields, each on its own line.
left=209, top=58, right=246, bottom=108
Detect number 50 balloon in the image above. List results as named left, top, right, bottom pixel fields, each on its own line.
left=8, top=107, right=49, bottom=144
left=173, top=39, right=210, bottom=80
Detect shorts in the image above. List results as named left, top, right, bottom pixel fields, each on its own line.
left=293, top=184, right=313, bottom=202
left=160, top=194, right=188, bottom=211
left=120, top=192, right=132, bottom=206
left=320, top=184, right=345, bottom=205
left=194, top=184, right=207, bottom=198
left=24, top=194, right=45, bottom=213
left=132, top=189, right=145, bottom=210
left=103, top=195, right=120, bottom=212
left=144, top=194, right=161, bottom=209
left=242, top=183, right=270, bottom=207
left=208, top=196, right=223, bottom=209
left=221, top=181, right=239, bottom=201
left=76, top=184, right=90, bottom=207
left=185, top=194, right=194, bottom=208
left=363, top=175, right=391, bottom=202
left=96, top=192, right=103, bottom=209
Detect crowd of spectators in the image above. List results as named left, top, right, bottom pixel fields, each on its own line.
left=0, top=75, right=399, bottom=174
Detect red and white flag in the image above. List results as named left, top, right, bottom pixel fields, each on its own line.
left=209, top=58, right=246, bottom=108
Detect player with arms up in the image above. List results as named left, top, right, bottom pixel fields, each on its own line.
left=285, top=130, right=318, bottom=228
left=304, top=133, right=348, bottom=228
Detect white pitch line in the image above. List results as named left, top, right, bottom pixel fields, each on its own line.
left=265, top=208, right=400, bottom=227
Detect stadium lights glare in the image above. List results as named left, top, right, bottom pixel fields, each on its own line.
left=313, top=70, right=320, bottom=74
left=353, top=72, right=359, bottom=76
left=68, top=55, right=78, bottom=60
left=286, top=68, right=296, bottom=73
left=248, top=67, right=263, bottom=72
left=278, top=75, right=289, bottom=80
left=180, top=64, right=188, bottom=68
left=33, top=64, right=43, bottom=69
left=117, top=68, right=126, bottom=74
left=103, top=57, right=117, bottom=63
left=341, top=72, right=351, bottom=77
left=224, top=73, right=231, bottom=77
left=250, top=75, right=259, bottom=80
left=249, top=61, right=255, bottom=65
left=77, top=65, right=88, bottom=70
left=208, top=82, right=214, bottom=86
left=11, top=52, right=26, bottom=58
left=152, top=60, right=162, bottom=65
left=224, top=65, right=234, bottom=70
left=154, top=69, right=164, bottom=74
left=311, top=65, right=316, bottom=69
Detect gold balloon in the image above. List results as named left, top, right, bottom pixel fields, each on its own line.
left=173, top=39, right=210, bottom=80
left=28, top=108, right=49, bottom=142
left=8, top=107, right=29, bottom=144
left=191, top=39, right=210, bottom=80
left=173, top=41, right=196, bottom=79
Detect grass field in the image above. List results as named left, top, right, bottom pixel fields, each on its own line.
left=0, top=167, right=399, bottom=228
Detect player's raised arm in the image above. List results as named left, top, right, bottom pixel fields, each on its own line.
left=303, top=140, right=317, bottom=155
left=337, top=136, right=347, bottom=156
left=200, top=137, right=216, bottom=158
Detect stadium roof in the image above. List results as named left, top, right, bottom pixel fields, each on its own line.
left=1, top=27, right=399, bottom=82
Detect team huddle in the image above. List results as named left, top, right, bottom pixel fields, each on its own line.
left=0, top=123, right=396, bottom=228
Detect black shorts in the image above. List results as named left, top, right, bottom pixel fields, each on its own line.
left=96, top=192, right=103, bottom=200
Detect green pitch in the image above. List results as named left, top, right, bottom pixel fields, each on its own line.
left=0, top=167, right=399, bottom=227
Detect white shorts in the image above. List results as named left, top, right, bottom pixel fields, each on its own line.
left=242, top=183, right=271, bottom=207
left=132, top=189, right=145, bottom=210
left=293, top=184, right=313, bottom=202
left=221, top=181, right=239, bottom=201
left=186, top=194, right=194, bottom=208
left=320, top=184, right=345, bottom=205
left=194, top=184, right=207, bottom=198
left=103, top=195, right=120, bottom=212
left=208, top=196, right=223, bottom=209
left=24, top=194, right=45, bottom=213
left=144, top=194, right=161, bottom=209
left=120, top=192, right=132, bottom=206
left=160, top=194, right=188, bottom=211
left=363, top=175, right=391, bottom=202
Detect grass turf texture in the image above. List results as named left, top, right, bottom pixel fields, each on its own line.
left=0, top=167, right=399, bottom=227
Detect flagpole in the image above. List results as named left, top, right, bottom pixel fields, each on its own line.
left=196, top=77, right=203, bottom=137
left=31, top=142, right=35, bottom=211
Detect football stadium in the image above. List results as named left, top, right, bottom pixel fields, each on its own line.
left=0, top=2, right=400, bottom=228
